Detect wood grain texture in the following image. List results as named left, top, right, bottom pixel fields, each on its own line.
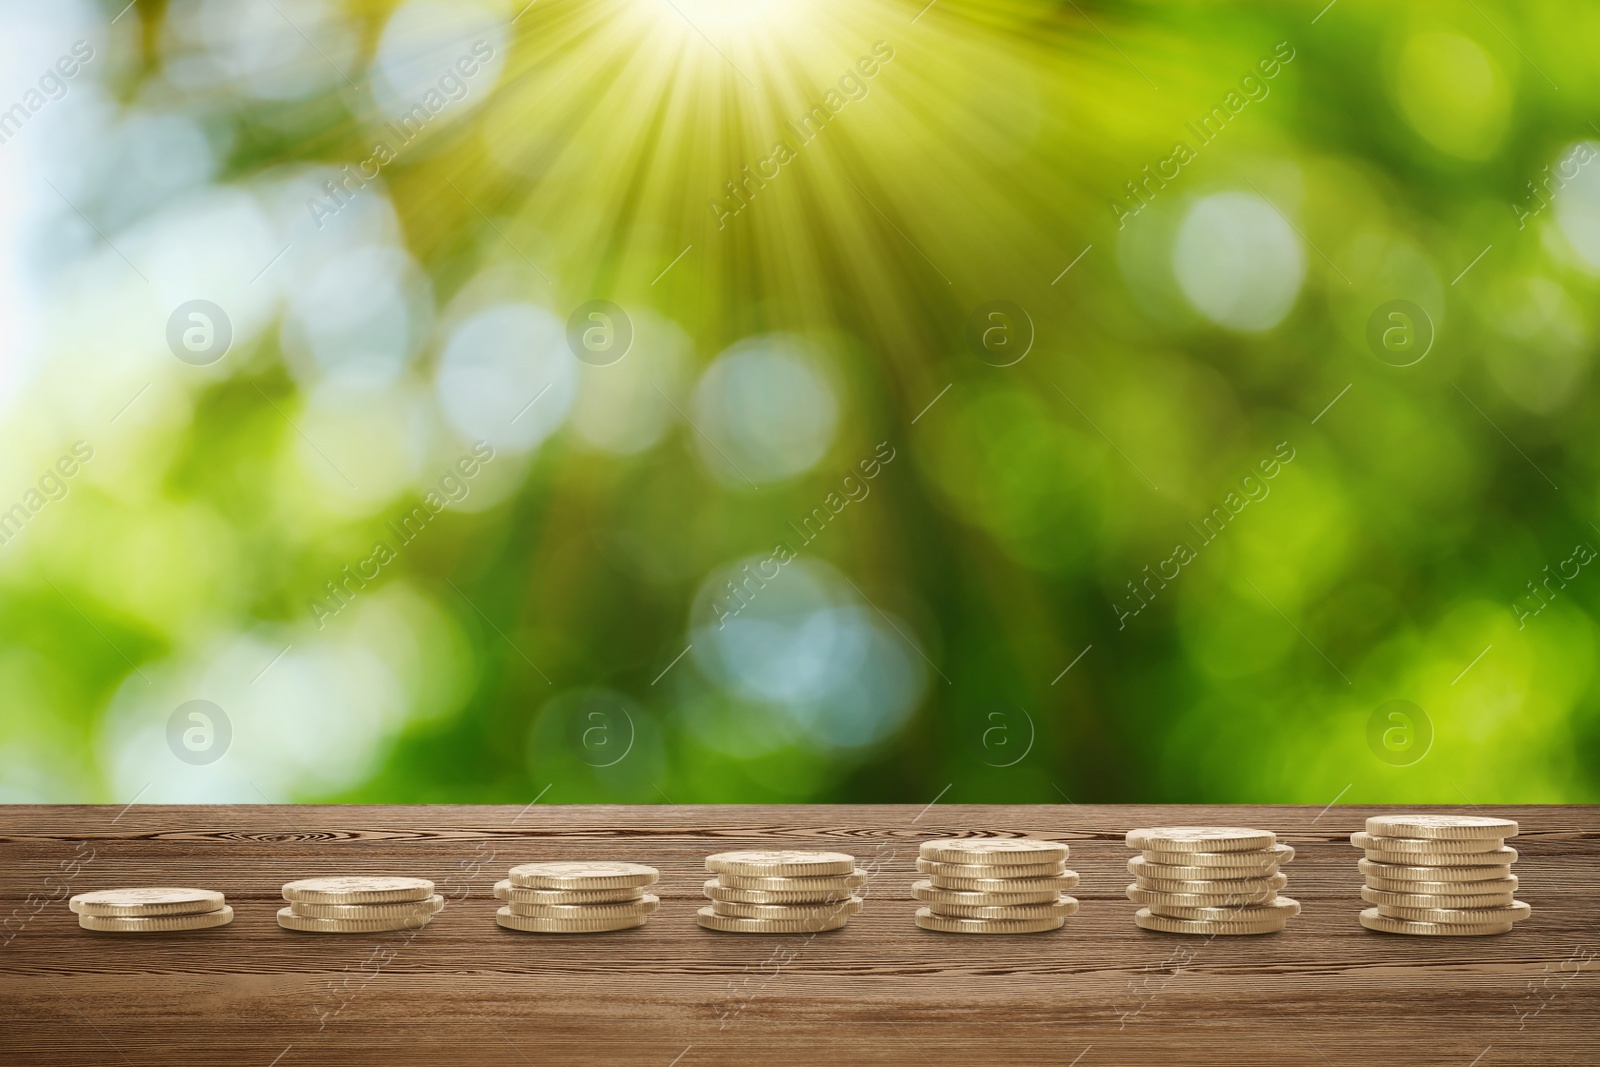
left=1, top=804, right=1596, bottom=1066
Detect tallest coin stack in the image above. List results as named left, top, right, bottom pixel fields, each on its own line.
left=1353, top=814, right=1529, bottom=936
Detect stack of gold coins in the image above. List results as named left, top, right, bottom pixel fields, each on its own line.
left=495, top=862, right=660, bottom=933
left=1353, top=814, right=1529, bottom=936
left=698, top=851, right=863, bottom=933
left=69, top=888, right=234, bottom=933
left=277, top=877, right=442, bottom=933
left=912, top=838, right=1078, bottom=934
left=1125, top=826, right=1299, bottom=935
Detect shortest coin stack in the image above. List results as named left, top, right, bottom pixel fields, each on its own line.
left=699, top=851, right=863, bottom=933
left=1125, top=826, right=1299, bottom=935
left=278, top=877, right=442, bottom=933
left=495, top=862, right=660, bottom=933
left=1353, top=813, right=1529, bottom=937
left=913, top=838, right=1077, bottom=934
left=70, top=888, right=233, bottom=933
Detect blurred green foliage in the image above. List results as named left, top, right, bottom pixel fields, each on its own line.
left=2, top=0, right=1599, bottom=806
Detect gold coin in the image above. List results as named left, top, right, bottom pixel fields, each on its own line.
left=1360, top=885, right=1516, bottom=909
left=913, top=907, right=1064, bottom=934
left=281, top=877, right=434, bottom=904
left=696, top=906, right=850, bottom=933
left=1140, top=844, right=1294, bottom=868
left=496, top=907, right=648, bottom=933
left=1359, top=907, right=1513, bottom=936
left=78, top=906, right=233, bottom=933
left=494, top=879, right=645, bottom=905
left=508, top=862, right=659, bottom=890
left=926, top=896, right=1078, bottom=921
left=705, top=851, right=856, bottom=877
left=290, top=895, right=446, bottom=920
left=1363, top=846, right=1516, bottom=867
left=1129, top=856, right=1278, bottom=881
left=1359, top=859, right=1512, bottom=883
left=911, top=880, right=1066, bottom=906
left=1125, top=827, right=1276, bottom=853
left=276, top=906, right=432, bottom=933
left=709, top=898, right=862, bottom=921
left=69, top=887, right=225, bottom=917
left=702, top=879, right=854, bottom=905
left=1375, top=900, right=1530, bottom=925
left=1364, top=814, right=1518, bottom=841
left=928, top=872, right=1078, bottom=893
left=1349, top=831, right=1505, bottom=855
left=917, top=839, right=1069, bottom=865
left=1134, top=908, right=1286, bottom=935
left=1364, top=873, right=1517, bottom=896
left=1144, top=896, right=1300, bottom=923
left=1127, top=883, right=1285, bottom=908
left=1132, top=872, right=1288, bottom=895
left=714, top=869, right=867, bottom=891
left=505, top=895, right=660, bottom=919
left=916, top=857, right=1066, bottom=879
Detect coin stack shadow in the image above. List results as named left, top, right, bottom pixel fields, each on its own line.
left=698, top=850, right=864, bottom=933
left=70, top=887, right=234, bottom=933
left=495, top=862, right=660, bottom=933
left=277, top=877, right=442, bottom=933
left=912, top=838, right=1078, bottom=934
left=1125, top=826, right=1300, bottom=935
left=1353, top=813, right=1530, bottom=936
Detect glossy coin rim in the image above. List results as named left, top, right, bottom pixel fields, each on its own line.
left=77, top=906, right=234, bottom=932
left=705, top=852, right=856, bottom=876
left=495, top=907, right=649, bottom=933
left=708, top=898, right=863, bottom=920
left=276, top=906, right=432, bottom=932
left=929, top=872, right=1079, bottom=893
left=913, top=907, right=1065, bottom=934
left=493, top=880, right=645, bottom=905
left=925, top=896, right=1079, bottom=920
left=288, top=894, right=446, bottom=920
left=504, top=895, right=661, bottom=919
left=911, top=880, right=1065, bottom=906
left=1134, top=908, right=1287, bottom=935
left=1125, top=827, right=1277, bottom=852
left=915, top=857, right=1067, bottom=878
left=1374, top=900, right=1531, bottom=924
left=1359, top=859, right=1513, bottom=882
left=1358, top=907, right=1514, bottom=936
left=714, top=869, right=867, bottom=891
left=695, top=906, right=850, bottom=933
left=1139, top=844, right=1294, bottom=867
left=1143, top=896, right=1300, bottom=922
left=917, top=839, right=1069, bottom=865
left=1349, top=831, right=1505, bottom=854
left=69, top=888, right=226, bottom=917
left=1359, top=885, right=1516, bottom=909
left=1363, top=815, right=1518, bottom=840
left=282, top=877, right=434, bottom=904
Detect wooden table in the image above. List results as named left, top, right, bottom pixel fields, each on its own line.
left=2, top=804, right=1595, bottom=1065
